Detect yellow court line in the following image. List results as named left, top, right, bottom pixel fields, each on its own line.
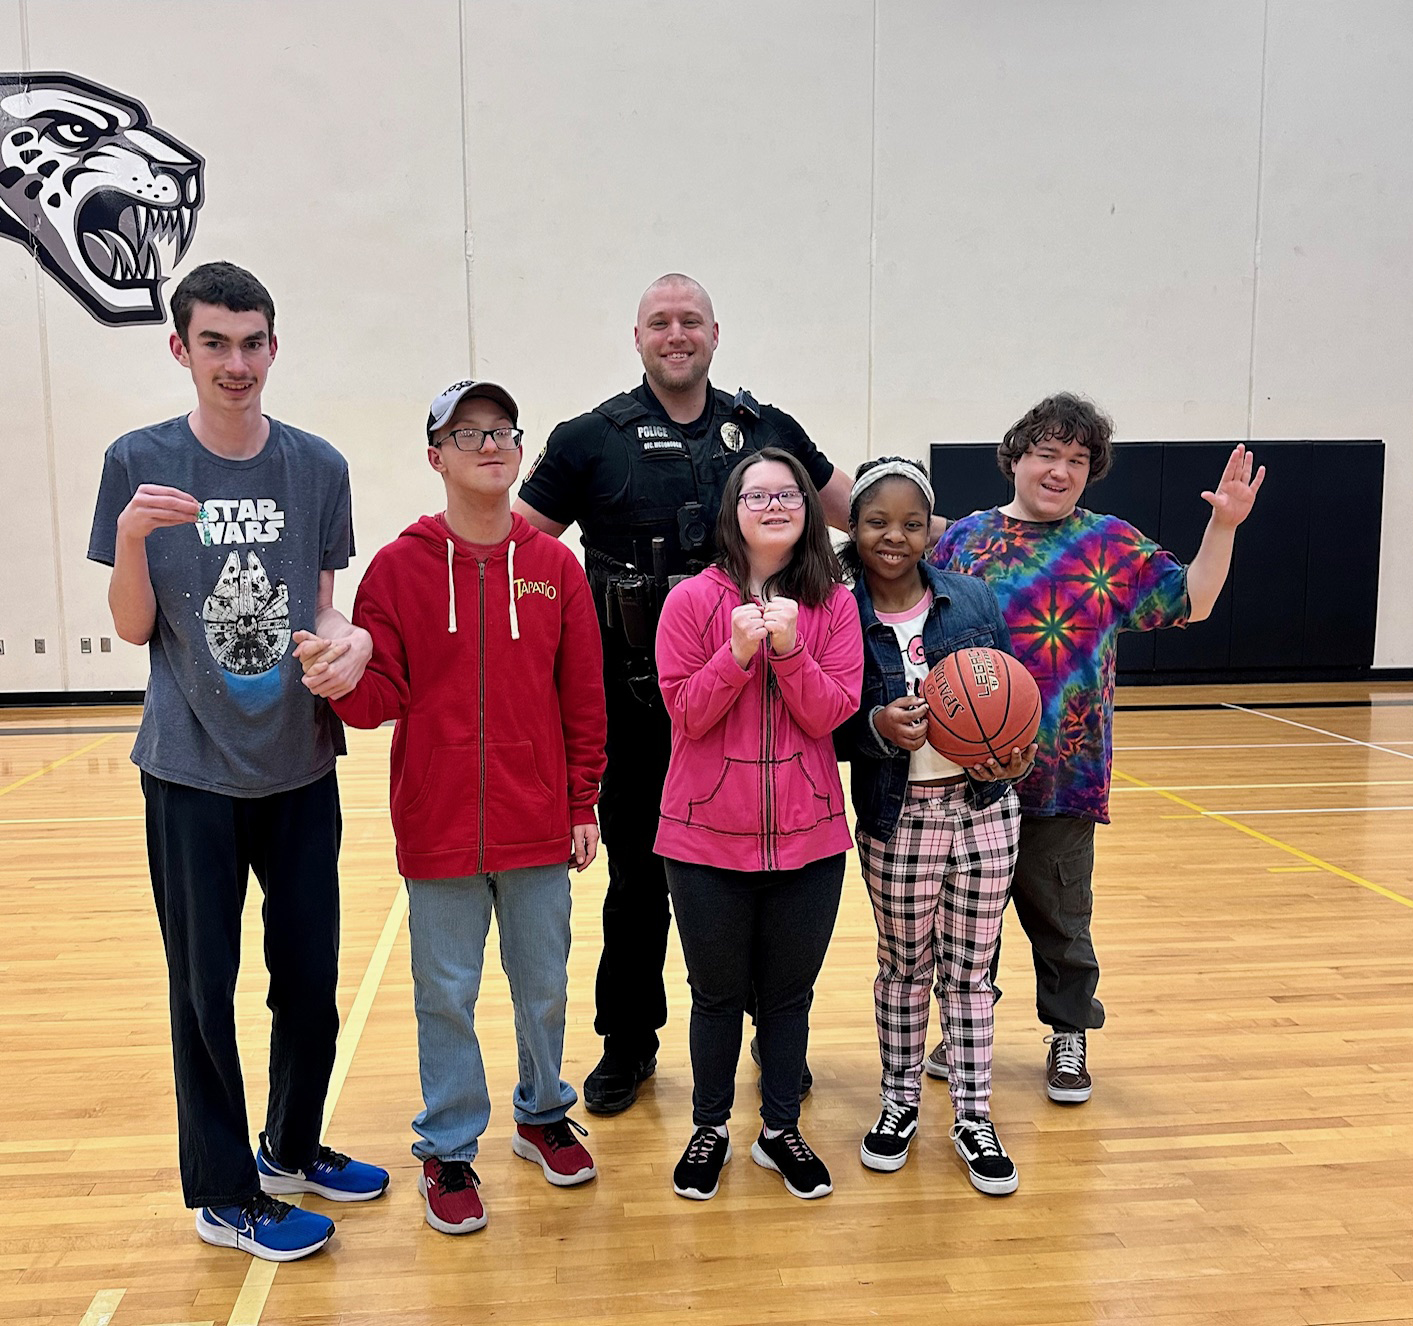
left=226, top=883, right=409, bottom=1326
left=1114, top=768, right=1413, bottom=910
left=78, top=1289, right=125, bottom=1326
left=0, top=733, right=119, bottom=800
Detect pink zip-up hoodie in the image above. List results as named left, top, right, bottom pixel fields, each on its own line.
left=654, top=565, right=863, bottom=873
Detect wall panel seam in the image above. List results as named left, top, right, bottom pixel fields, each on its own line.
left=20, top=0, right=72, bottom=689
left=866, top=0, right=878, bottom=460
left=459, top=0, right=476, bottom=372
left=1245, top=0, right=1271, bottom=442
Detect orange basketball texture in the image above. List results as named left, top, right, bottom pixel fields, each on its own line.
left=920, top=648, right=1042, bottom=765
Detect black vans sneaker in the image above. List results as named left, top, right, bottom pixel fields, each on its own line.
left=673, top=1126, right=731, bottom=1201
left=860, top=1099, right=918, bottom=1172
left=751, top=1127, right=832, bottom=1199
left=950, top=1115, right=1018, bottom=1196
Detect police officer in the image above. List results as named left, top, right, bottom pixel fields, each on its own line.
left=513, top=273, right=854, bottom=1114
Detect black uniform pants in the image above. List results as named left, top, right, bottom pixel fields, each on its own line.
left=593, top=662, right=674, bottom=1058
left=141, top=770, right=342, bottom=1208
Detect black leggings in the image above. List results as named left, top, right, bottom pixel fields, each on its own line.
left=666, top=854, right=844, bottom=1129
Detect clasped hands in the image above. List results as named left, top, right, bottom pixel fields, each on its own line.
left=292, top=628, right=372, bottom=700
left=730, top=597, right=798, bottom=669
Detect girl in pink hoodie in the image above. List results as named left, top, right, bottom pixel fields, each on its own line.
left=655, top=447, right=862, bottom=1203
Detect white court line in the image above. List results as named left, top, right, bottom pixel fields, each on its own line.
left=225, top=883, right=408, bottom=1326
left=1112, top=740, right=1413, bottom=751
left=1222, top=704, right=1413, bottom=762
left=1202, top=805, right=1413, bottom=817
left=1120, top=776, right=1413, bottom=791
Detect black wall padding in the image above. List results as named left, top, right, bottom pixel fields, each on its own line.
left=928, top=439, right=1384, bottom=679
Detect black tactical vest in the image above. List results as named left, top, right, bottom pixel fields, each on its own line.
left=581, top=387, right=784, bottom=576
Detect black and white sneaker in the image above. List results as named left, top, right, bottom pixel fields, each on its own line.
left=860, top=1099, right=918, bottom=1172
left=950, top=1115, right=1019, bottom=1195
left=673, top=1126, right=732, bottom=1200
left=924, top=1041, right=950, bottom=1080
left=1045, top=1030, right=1093, bottom=1103
left=751, top=1127, right=832, bottom=1199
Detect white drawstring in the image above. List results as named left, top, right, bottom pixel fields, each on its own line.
left=446, top=540, right=457, bottom=633
left=507, top=540, right=520, bottom=640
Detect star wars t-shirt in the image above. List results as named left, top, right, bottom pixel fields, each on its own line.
left=88, top=415, right=353, bottom=797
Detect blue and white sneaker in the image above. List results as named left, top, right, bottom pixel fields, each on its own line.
left=196, top=1193, right=334, bottom=1262
left=257, top=1132, right=390, bottom=1202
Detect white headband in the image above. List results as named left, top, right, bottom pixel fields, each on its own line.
left=850, top=461, right=935, bottom=511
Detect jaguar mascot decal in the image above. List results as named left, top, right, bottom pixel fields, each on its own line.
left=0, top=71, right=204, bottom=326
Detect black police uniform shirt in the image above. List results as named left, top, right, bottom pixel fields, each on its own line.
left=518, top=377, right=835, bottom=579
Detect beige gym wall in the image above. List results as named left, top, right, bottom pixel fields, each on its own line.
left=1, top=0, right=1409, bottom=692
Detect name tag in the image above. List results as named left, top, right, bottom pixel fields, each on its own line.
left=639, top=429, right=686, bottom=454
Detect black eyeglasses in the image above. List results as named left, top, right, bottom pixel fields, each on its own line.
left=438, top=427, right=524, bottom=451
left=738, top=488, right=805, bottom=512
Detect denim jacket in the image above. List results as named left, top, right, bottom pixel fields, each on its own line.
left=836, top=562, right=1017, bottom=841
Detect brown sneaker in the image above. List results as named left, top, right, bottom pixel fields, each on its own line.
left=924, top=1041, right=949, bottom=1081
left=1044, top=1031, right=1092, bottom=1103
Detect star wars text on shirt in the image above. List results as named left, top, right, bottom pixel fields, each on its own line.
left=196, top=498, right=285, bottom=545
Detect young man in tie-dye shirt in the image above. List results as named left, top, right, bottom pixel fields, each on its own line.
left=930, top=393, right=1264, bottom=1104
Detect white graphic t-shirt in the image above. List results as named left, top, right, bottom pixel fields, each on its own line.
left=874, top=589, right=965, bottom=782
left=88, top=415, right=353, bottom=797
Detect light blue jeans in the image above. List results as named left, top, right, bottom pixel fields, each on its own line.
left=404, top=866, right=577, bottom=1161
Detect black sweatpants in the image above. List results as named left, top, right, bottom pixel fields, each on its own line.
left=142, top=770, right=341, bottom=1208
left=666, top=854, right=844, bottom=1129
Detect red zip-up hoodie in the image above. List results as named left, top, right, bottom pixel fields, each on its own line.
left=331, top=512, right=606, bottom=879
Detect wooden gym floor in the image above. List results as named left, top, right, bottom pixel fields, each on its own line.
left=2, top=683, right=1412, bottom=1326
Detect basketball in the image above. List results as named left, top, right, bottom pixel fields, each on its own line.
left=920, top=647, right=1042, bottom=766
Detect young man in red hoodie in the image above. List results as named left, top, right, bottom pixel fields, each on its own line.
left=300, top=381, right=607, bottom=1235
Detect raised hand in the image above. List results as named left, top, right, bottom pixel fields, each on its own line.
left=730, top=602, right=769, bottom=668
left=1201, top=444, right=1266, bottom=530
left=116, top=484, right=201, bottom=539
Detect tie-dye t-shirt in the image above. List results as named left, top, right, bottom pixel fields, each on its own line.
left=931, top=508, right=1189, bottom=823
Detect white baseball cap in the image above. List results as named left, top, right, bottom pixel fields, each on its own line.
left=426, top=379, right=519, bottom=441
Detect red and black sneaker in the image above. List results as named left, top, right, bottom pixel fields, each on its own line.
left=511, top=1117, right=597, bottom=1187
left=419, top=1157, right=486, bottom=1234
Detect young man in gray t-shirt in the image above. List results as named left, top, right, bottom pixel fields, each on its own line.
left=87, top=262, right=388, bottom=1262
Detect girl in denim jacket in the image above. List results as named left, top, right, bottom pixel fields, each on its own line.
left=836, top=458, right=1033, bottom=1195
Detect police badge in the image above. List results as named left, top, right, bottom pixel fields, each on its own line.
left=719, top=421, right=743, bottom=453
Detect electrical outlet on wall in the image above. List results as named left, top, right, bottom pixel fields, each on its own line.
left=100, top=638, right=111, bottom=653
left=80, top=638, right=92, bottom=654
left=34, top=639, right=45, bottom=654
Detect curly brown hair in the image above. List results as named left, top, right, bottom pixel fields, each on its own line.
left=997, top=392, right=1114, bottom=482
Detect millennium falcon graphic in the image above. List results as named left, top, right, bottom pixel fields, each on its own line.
left=202, top=550, right=290, bottom=676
